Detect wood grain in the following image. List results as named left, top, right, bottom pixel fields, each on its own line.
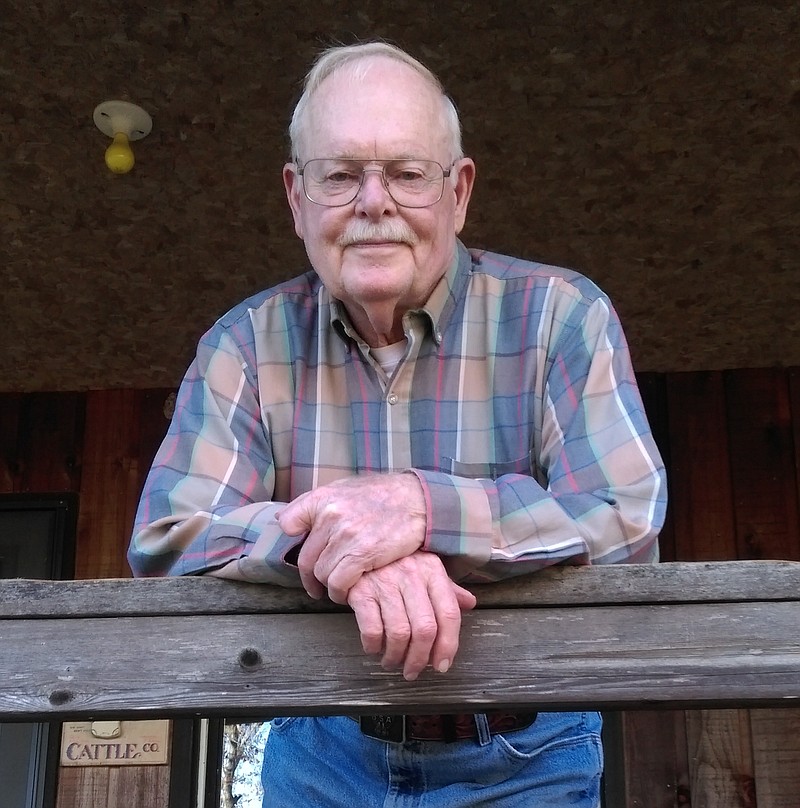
left=2, top=560, right=799, bottom=618
left=56, top=761, right=171, bottom=808
left=667, top=371, right=736, bottom=561
left=750, top=709, right=800, bottom=808
left=1, top=569, right=799, bottom=721
left=726, top=369, right=800, bottom=562
left=75, top=390, right=140, bottom=579
left=686, top=709, right=755, bottom=808
left=617, top=710, right=690, bottom=808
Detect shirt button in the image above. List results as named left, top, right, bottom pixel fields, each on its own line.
left=387, top=393, right=399, bottom=405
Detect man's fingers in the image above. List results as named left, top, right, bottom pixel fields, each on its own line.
left=397, top=585, right=439, bottom=681
left=278, top=492, right=329, bottom=597
left=427, top=580, right=473, bottom=674
left=345, top=552, right=473, bottom=679
left=348, top=591, right=384, bottom=655
left=295, top=533, right=327, bottom=598
left=275, top=490, right=315, bottom=536
left=454, top=584, right=477, bottom=612
left=323, top=553, right=372, bottom=604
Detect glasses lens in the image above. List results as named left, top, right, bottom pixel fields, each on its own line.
left=302, top=160, right=361, bottom=205
left=301, top=159, right=445, bottom=207
left=384, top=161, right=444, bottom=207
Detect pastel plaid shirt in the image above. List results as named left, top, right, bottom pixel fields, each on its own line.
left=129, top=242, right=666, bottom=584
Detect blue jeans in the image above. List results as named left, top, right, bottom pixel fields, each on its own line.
left=261, top=712, right=602, bottom=807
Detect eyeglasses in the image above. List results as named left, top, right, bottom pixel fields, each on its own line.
left=297, top=158, right=454, bottom=208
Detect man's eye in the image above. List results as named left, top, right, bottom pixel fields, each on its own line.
left=389, top=168, right=426, bottom=183
left=325, top=171, right=358, bottom=183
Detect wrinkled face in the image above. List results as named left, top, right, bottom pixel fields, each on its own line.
left=283, top=57, right=475, bottom=342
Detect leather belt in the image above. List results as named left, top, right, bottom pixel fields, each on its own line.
left=354, top=711, right=538, bottom=743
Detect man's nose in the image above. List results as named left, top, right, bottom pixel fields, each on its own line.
left=355, top=168, right=395, bottom=216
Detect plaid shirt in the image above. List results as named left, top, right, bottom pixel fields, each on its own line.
left=129, top=242, right=666, bottom=584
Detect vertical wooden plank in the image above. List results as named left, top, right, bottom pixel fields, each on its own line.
left=750, top=710, right=800, bottom=808
left=74, top=390, right=141, bottom=580
left=666, top=371, right=737, bottom=560
left=0, top=394, right=23, bottom=493
left=726, top=368, right=800, bottom=808
left=15, top=392, right=85, bottom=493
left=56, top=764, right=170, bottom=808
left=618, top=710, right=690, bottom=808
left=790, top=367, right=800, bottom=549
left=60, top=389, right=177, bottom=808
left=74, top=388, right=173, bottom=580
left=725, top=368, right=800, bottom=561
left=643, top=372, right=736, bottom=807
left=134, top=388, right=174, bottom=506
left=612, top=375, right=685, bottom=807
left=686, top=710, right=755, bottom=808
left=636, top=372, right=675, bottom=560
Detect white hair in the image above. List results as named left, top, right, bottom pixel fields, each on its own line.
left=289, top=42, right=464, bottom=164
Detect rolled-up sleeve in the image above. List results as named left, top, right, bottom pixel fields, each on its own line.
left=128, top=325, right=302, bottom=585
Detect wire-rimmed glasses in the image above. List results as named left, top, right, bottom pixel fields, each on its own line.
left=297, top=158, right=453, bottom=208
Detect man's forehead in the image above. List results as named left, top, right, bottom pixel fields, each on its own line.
left=302, top=59, right=448, bottom=158
left=321, top=55, right=433, bottom=93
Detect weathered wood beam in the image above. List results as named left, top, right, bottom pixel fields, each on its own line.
left=1, top=562, right=799, bottom=721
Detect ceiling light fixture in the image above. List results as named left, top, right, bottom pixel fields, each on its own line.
left=93, top=100, right=152, bottom=174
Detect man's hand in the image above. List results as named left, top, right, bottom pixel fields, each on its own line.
left=347, top=551, right=477, bottom=681
left=277, top=473, right=427, bottom=603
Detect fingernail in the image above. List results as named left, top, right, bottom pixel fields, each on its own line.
left=436, top=659, right=451, bottom=673
left=404, top=671, right=418, bottom=682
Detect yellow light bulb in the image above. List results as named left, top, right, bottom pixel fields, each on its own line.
left=105, top=132, right=135, bottom=174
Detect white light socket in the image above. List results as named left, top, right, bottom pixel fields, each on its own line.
left=93, top=100, right=152, bottom=140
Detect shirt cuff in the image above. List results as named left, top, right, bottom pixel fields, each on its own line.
left=407, top=468, right=494, bottom=571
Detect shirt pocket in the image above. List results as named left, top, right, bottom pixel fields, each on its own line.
left=445, top=452, right=533, bottom=481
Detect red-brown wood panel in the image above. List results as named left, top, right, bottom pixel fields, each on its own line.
left=666, top=371, right=737, bottom=560
left=617, top=710, right=691, bottom=808
left=637, top=372, right=675, bottom=560
left=75, top=389, right=171, bottom=580
left=0, top=393, right=23, bottom=492
left=15, top=392, right=85, bottom=493
left=609, top=375, right=686, bottom=807
left=57, top=389, right=176, bottom=808
left=134, top=388, right=174, bottom=506
left=726, top=369, right=800, bottom=807
left=725, top=368, right=800, bottom=561
left=790, top=367, right=800, bottom=529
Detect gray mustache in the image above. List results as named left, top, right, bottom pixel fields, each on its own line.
left=338, top=221, right=419, bottom=247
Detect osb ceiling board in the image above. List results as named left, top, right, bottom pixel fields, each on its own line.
left=1, top=1, right=798, bottom=392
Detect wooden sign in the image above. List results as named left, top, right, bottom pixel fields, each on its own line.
left=60, top=719, right=170, bottom=766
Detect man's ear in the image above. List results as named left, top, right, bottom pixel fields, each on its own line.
left=283, top=163, right=305, bottom=240
left=452, top=158, right=476, bottom=235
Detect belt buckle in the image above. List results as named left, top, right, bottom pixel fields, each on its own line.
left=359, top=714, right=407, bottom=743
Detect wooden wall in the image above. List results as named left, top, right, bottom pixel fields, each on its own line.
left=0, top=388, right=175, bottom=807
left=618, top=368, right=800, bottom=808
left=1, top=368, right=799, bottom=807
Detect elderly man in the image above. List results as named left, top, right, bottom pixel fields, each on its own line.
left=130, top=41, right=666, bottom=808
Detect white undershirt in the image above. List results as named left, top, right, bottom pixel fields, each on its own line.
left=370, top=340, right=408, bottom=377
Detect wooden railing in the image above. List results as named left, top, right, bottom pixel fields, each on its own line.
left=1, top=561, right=799, bottom=721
